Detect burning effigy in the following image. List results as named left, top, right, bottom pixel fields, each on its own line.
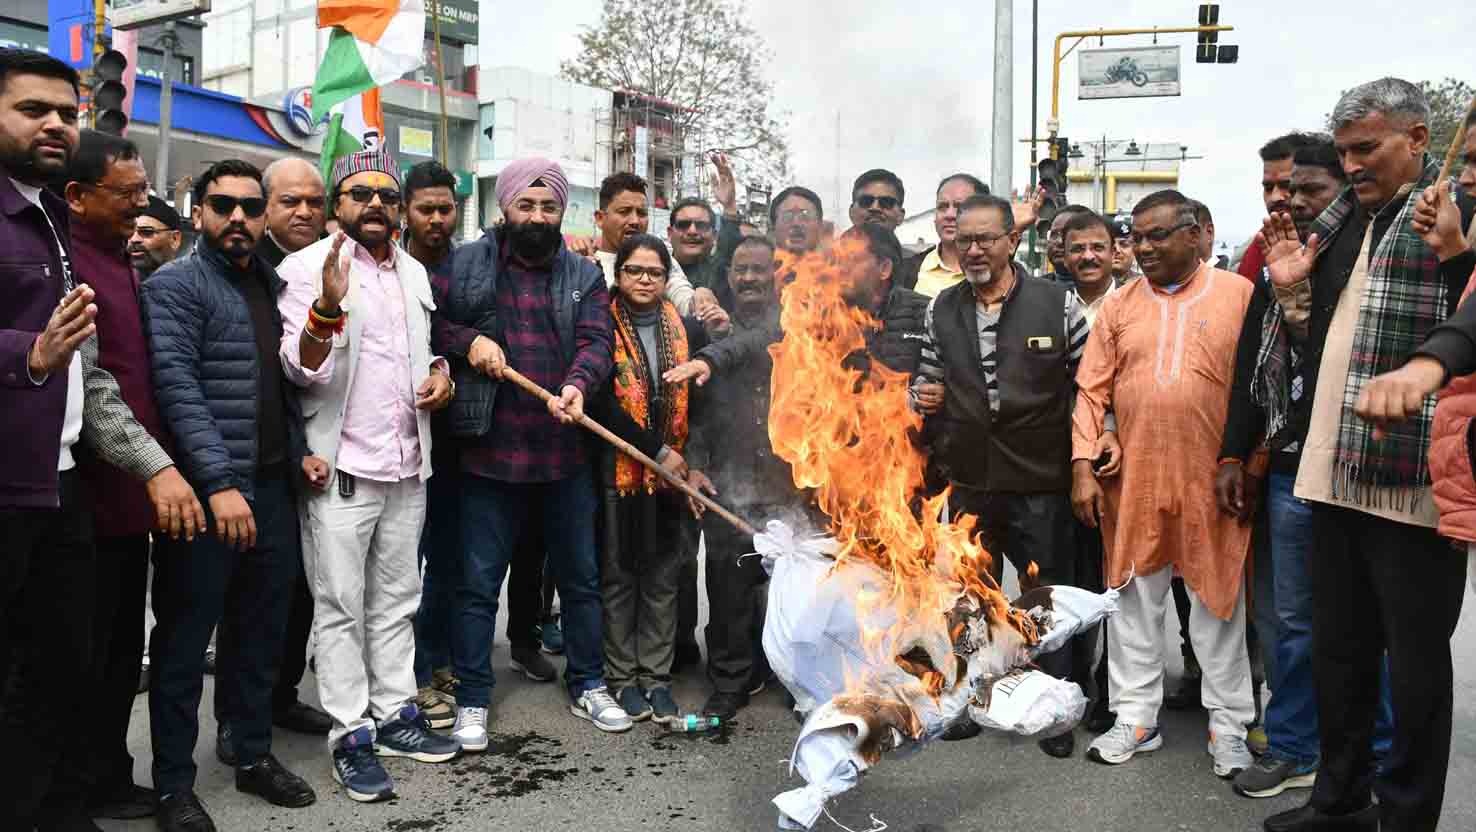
left=754, top=239, right=1118, bottom=829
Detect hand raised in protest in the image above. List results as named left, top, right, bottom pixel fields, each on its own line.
left=1257, top=212, right=1318, bottom=288
left=711, top=153, right=738, bottom=216
left=319, top=231, right=351, bottom=312
left=28, top=285, right=97, bottom=379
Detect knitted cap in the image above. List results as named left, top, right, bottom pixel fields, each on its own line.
left=331, top=149, right=400, bottom=192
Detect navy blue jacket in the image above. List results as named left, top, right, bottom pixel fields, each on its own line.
left=439, top=227, right=608, bottom=438
left=140, top=241, right=307, bottom=501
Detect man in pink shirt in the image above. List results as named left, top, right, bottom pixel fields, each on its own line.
left=275, top=149, right=458, bottom=803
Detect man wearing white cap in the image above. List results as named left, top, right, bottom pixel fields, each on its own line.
left=434, top=156, right=632, bottom=744
left=276, top=149, right=461, bottom=803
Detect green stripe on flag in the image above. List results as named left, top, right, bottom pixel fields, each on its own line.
left=318, top=113, right=365, bottom=194
left=311, top=28, right=375, bottom=121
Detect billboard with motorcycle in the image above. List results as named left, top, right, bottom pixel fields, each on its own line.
left=1079, top=46, right=1181, bottom=100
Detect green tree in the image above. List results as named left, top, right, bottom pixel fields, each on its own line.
left=561, top=0, right=790, bottom=197
left=1419, top=78, right=1475, bottom=163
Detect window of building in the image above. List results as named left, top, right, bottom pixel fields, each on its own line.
left=202, top=4, right=252, bottom=74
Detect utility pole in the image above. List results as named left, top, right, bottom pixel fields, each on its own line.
left=991, top=0, right=1014, bottom=198
left=1027, top=0, right=1038, bottom=266
left=429, top=0, right=451, bottom=168
left=155, top=23, right=179, bottom=192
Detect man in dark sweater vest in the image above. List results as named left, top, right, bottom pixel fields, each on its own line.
left=913, top=193, right=1090, bottom=759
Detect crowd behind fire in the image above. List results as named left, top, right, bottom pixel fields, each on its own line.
left=1, top=44, right=1473, bottom=832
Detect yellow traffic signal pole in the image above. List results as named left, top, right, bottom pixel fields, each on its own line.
left=91, top=0, right=108, bottom=129
left=1046, top=25, right=1234, bottom=159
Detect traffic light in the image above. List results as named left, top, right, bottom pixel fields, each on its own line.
left=1037, top=139, right=1070, bottom=229
left=93, top=49, right=128, bottom=135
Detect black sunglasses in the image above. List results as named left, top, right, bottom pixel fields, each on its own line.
left=672, top=219, right=713, bottom=232
left=855, top=194, right=899, bottom=210
left=204, top=194, right=267, bottom=218
left=339, top=185, right=402, bottom=206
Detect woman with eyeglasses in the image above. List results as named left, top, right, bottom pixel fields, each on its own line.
left=587, top=233, right=713, bottom=727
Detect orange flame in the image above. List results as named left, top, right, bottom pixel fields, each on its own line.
left=767, top=239, right=1038, bottom=695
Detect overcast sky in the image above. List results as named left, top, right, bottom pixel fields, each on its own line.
left=481, top=0, right=1472, bottom=248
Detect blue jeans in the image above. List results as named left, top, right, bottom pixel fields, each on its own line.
left=1263, top=473, right=1394, bottom=765
left=452, top=469, right=604, bottom=705
left=414, top=457, right=461, bottom=687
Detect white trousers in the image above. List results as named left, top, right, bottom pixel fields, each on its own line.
left=301, top=475, right=427, bottom=747
left=1107, top=565, right=1254, bottom=740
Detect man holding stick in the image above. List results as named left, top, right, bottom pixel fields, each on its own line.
left=435, top=157, right=631, bottom=745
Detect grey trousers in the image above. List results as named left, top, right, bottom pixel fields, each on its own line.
left=600, top=499, right=684, bottom=693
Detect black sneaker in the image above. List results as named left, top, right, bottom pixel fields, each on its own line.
left=510, top=645, right=558, bottom=682
left=701, top=691, right=749, bottom=721
left=155, top=791, right=216, bottom=832
left=647, top=687, right=681, bottom=725
left=215, top=724, right=237, bottom=767
left=1038, top=731, right=1075, bottom=758
left=235, top=753, right=316, bottom=808
left=334, top=727, right=394, bottom=803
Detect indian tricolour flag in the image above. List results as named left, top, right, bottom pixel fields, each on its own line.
left=310, top=0, right=425, bottom=181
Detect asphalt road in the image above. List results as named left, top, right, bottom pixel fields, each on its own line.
left=106, top=566, right=1476, bottom=832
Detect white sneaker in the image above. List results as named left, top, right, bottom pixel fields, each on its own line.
left=1208, top=731, right=1254, bottom=779
left=451, top=706, right=489, bottom=752
left=1086, top=721, right=1163, bottom=765
left=570, top=685, right=633, bottom=733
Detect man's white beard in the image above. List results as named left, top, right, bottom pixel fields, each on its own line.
left=965, top=266, right=994, bottom=287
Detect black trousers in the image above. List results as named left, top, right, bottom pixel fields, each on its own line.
left=0, top=471, right=95, bottom=828
left=149, top=468, right=299, bottom=795
left=1073, top=518, right=1109, bottom=703
left=703, top=511, right=768, bottom=695
left=676, top=512, right=700, bottom=650
left=1308, top=504, right=1467, bottom=832
left=509, top=524, right=546, bottom=649
left=75, top=533, right=151, bottom=798
left=949, top=487, right=1078, bottom=681
left=216, top=567, right=314, bottom=723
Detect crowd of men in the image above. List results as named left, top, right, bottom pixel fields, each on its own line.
left=1, top=44, right=1472, bottom=832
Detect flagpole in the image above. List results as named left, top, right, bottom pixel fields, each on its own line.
left=430, top=0, right=450, bottom=169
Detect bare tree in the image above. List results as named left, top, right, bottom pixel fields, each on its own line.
left=561, top=0, right=790, bottom=195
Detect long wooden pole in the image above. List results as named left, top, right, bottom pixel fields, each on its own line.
left=1437, top=93, right=1476, bottom=183
left=500, top=368, right=758, bottom=538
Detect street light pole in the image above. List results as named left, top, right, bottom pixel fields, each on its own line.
left=154, top=23, right=179, bottom=195
left=991, top=0, right=1013, bottom=198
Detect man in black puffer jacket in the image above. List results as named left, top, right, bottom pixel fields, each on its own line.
left=141, top=160, right=317, bottom=830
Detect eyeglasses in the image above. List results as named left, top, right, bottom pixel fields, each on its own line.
left=778, top=208, right=815, bottom=224
left=1130, top=221, right=1197, bottom=246
left=204, top=194, right=267, bottom=218
left=672, top=219, right=713, bottom=233
left=854, top=194, right=899, bottom=210
left=618, top=264, right=667, bottom=282
left=956, top=231, right=1009, bottom=250
left=339, top=186, right=402, bottom=206
left=89, top=181, right=150, bottom=201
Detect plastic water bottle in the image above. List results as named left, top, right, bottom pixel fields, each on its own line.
left=665, top=714, right=721, bottom=733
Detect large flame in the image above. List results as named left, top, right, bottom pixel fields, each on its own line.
left=767, top=238, right=1038, bottom=693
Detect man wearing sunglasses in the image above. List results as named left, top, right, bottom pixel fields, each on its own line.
left=848, top=168, right=907, bottom=231
left=276, top=149, right=460, bottom=803
left=1071, top=189, right=1256, bottom=780
left=213, top=158, right=332, bottom=772
left=130, top=195, right=183, bottom=279
left=141, top=158, right=319, bottom=829
left=911, top=193, right=1090, bottom=759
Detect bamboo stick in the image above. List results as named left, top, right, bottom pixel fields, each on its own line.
left=1437, top=93, right=1476, bottom=183
left=500, top=367, right=758, bottom=538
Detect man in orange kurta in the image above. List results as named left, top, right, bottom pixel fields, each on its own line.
left=1070, top=191, right=1257, bottom=779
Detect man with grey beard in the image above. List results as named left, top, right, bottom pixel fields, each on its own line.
left=911, top=194, right=1090, bottom=759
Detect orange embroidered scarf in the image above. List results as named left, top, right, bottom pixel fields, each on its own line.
left=610, top=298, right=690, bottom=495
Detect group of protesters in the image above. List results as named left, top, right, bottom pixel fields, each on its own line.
left=1, top=42, right=1471, bottom=832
